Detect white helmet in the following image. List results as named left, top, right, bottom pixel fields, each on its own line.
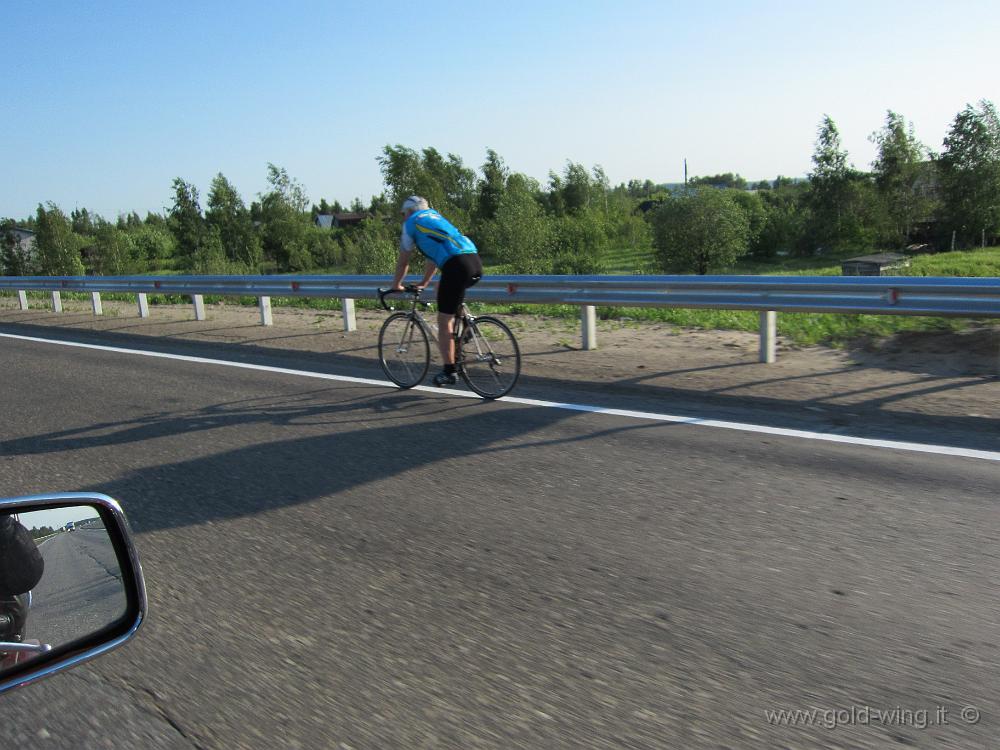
left=401, top=195, right=429, bottom=213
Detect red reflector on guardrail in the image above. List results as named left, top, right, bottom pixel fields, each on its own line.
left=154, top=281, right=162, bottom=289
left=292, top=282, right=301, bottom=291
left=507, top=284, right=518, bottom=295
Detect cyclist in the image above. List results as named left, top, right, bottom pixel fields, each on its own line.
left=0, top=514, right=44, bottom=651
left=0, top=514, right=43, bottom=598
left=390, top=196, right=483, bottom=386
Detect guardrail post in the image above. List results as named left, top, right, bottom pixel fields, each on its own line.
left=137, top=293, right=150, bottom=318
left=91, top=292, right=103, bottom=316
left=581, top=305, right=597, bottom=350
left=342, top=298, right=356, bottom=332
left=193, top=294, right=206, bottom=321
left=18, top=290, right=28, bottom=310
left=259, top=296, right=273, bottom=326
left=759, top=311, right=776, bottom=364
left=51, top=291, right=63, bottom=313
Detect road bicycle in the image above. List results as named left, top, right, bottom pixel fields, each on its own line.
left=0, top=592, right=52, bottom=670
left=377, top=285, right=521, bottom=399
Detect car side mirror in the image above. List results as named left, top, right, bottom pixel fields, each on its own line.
left=0, top=492, right=146, bottom=694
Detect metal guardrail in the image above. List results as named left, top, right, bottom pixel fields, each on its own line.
left=2, top=274, right=999, bottom=363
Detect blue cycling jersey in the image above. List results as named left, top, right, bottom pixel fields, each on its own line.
left=401, top=209, right=477, bottom=268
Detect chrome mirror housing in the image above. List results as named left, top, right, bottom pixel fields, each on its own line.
left=0, top=493, right=146, bottom=694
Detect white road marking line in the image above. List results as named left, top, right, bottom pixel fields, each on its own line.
left=3, top=331, right=998, bottom=462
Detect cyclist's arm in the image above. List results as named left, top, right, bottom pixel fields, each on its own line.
left=417, top=259, right=436, bottom=289
left=391, top=250, right=411, bottom=291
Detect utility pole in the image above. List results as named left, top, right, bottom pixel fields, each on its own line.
left=684, top=159, right=688, bottom=191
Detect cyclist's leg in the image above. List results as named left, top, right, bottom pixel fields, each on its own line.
left=434, top=254, right=481, bottom=384
left=436, top=311, right=456, bottom=365
left=434, top=259, right=462, bottom=383
left=451, top=254, right=482, bottom=355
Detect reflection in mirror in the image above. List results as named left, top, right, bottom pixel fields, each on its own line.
left=0, top=506, right=127, bottom=674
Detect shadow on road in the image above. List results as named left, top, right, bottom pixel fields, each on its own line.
left=0, top=380, right=663, bottom=533
left=2, top=316, right=997, bottom=458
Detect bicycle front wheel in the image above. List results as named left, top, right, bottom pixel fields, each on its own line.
left=378, top=313, right=430, bottom=389
left=458, top=316, right=521, bottom=399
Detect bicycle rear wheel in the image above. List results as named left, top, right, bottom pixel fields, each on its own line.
left=458, top=316, right=521, bottom=399
left=378, top=313, right=430, bottom=388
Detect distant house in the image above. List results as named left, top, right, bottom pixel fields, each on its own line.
left=9, top=227, right=35, bottom=247
left=2, top=227, right=37, bottom=260
left=315, top=212, right=369, bottom=229
left=841, top=253, right=911, bottom=276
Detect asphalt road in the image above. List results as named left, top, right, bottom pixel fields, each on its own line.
left=0, top=332, right=997, bottom=749
left=31, top=527, right=128, bottom=648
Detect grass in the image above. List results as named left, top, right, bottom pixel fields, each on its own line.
left=603, top=246, right=660, bottom=274
left=3, top=247, right=997, bottom=347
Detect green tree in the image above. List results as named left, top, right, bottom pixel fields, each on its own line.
left=264, top=163, right=309, bottom=213
left=591, top=165, right=611, bottom=214
left=256, top=165, right=313, bottom=271
left=652, top=187, right=750, bottom=274
left=206, top=173, right=262, bottom=270
left=352, top=218, right=398, bottom=274
left=560, top=161, right=593, bottom=214
left=548, top=210, right=610, bottom=274
left=937, top=99, right=1000, bottom=246
left=168, top=178, right=206, bottom=270
left=546, top=171, right=566, bottom=216
left=688, top=173, right=748, bottom=190
left=91, top=221, right=141, bottom=275
left=626, top=179, right=657, bottom=198
left=127, top=222, right=176, bottom=266
left=870, top=110, right=932, bottom=247
left=422, top=147, right=476, bottom=217
left=730, top=190, right=769, bottom=258
left=368, top=193, right=390, bottom=215
left=475, top=149, right=509, bottom=226
left=34, top=203, right=85, bottom=275
left=119, top=211, right=143, bottom=230
left=479, top=173, right=552, bottom=273
left=754, top=181, right=809, bottom=259
left=191, top=226, right=229, bottom=274
left=804, top=115, right=875, bottom=253
left=377, top=145, right=475, bottom=227
left=378, top=145, right=425, bottom=202
left=70, top=208, right=96, bottom=236
left=304, top=224, right=340, bottom=268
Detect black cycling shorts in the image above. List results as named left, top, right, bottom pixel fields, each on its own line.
left=437, top=253, right=483, bottom=315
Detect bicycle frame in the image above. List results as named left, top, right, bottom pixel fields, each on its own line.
left=378, top=287, right=472, bottom=348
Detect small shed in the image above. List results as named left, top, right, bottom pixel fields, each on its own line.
left=315, top=212, right=369, bottom=229
left=331, top=212, right=368, bottom=228
left=841, top=253, right=910, bottom=276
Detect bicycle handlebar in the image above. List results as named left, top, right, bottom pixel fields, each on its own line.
left=377, top=285, right=426, bottom=312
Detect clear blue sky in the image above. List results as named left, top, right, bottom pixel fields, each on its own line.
left=16, top=506, right=99, bottom=532
left=3, top=0, right=998, bottom=220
